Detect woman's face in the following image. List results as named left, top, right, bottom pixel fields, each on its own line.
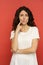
left=19, top=10, right=29, bottom=25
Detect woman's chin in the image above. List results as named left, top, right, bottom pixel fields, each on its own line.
left=22, top=23, right=26, bottom=25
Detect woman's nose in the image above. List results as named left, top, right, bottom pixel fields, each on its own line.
left=23, top=15, right=26, bottom=19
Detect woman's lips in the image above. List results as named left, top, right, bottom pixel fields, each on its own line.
left=22, top=20, right=26, bottom=22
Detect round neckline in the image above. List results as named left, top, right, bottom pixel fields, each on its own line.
left=20, top=26, right=31, bottom=33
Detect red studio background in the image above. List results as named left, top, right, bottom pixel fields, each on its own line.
left=0, top=0, right=43, bottom=65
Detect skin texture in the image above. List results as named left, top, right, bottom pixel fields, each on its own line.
left=19, top=10, right=29, bottom=25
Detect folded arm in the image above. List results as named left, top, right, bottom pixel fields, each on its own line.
left=16, top=39, right=39, bottom=54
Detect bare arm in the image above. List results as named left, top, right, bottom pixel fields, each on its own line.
left=10, top=22, right=22, bottom=53
left=16, top=39, right=39, bottom=54
left=11, top=31, right=18, bottom=52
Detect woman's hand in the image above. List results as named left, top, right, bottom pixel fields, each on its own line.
left=16, top=22, right=22, bottom=33
left=16, top=49, right=22, bottom=54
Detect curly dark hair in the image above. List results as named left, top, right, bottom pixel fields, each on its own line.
left=12, top=6, right=36, bottom=31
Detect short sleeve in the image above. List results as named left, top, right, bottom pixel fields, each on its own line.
left=32, top=27, right=40, bottom=39
left=10, top=30, right=15, bottom=40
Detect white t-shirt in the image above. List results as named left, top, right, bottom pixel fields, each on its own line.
left=10, top=26, right=40, bottom=65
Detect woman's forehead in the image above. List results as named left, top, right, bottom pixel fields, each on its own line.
left=19, top=10, right=28, bottom=14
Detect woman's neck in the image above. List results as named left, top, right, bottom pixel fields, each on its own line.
left=21, top=24, right=30, bottom=32
left=22, top=24, right=27, bottom=28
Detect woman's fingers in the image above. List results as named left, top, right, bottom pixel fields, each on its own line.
left=17, top=22, right=21, bottom=27
left=18, top=22, right=21, bottom=25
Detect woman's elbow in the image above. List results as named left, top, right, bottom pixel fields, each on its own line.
left=32, top=48, right=37, bottom=53
left=11, top=46, right=17, bottom=52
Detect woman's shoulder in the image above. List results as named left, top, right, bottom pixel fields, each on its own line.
left=30, top=26, right=40, bottom=39
left=31, top=26, right=38, bottom=30
left=10, top=30, right=15, bottom=36
left=11, top=30, right=15, bottom=33
left=10, top=30, right=15, bottom=39
left=30, top=26, right=39, bottom=34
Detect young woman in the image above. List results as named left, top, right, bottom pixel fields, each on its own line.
left=10, top=6, right=40, bottom=65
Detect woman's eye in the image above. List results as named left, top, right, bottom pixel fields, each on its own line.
left=20, top=14, right=28, bottom=17
left=20, top=14, right=23, bottom=16
left=25, top=14, right=28, bottom=16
